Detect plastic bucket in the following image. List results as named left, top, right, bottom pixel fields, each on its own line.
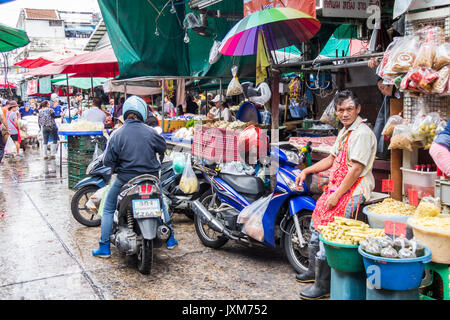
left=362, top=205, right=413, bottom=238
left=319, top=234, right=364, bottom=273
left=358, top=246, right=432, bottom=291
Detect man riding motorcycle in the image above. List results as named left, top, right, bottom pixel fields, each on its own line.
left=92, top=95, right=178, bottom=258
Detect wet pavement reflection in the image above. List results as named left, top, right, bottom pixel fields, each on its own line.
left=0, top=148, right=306, bottom=300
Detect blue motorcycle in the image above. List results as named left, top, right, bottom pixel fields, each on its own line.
left=191, top=146, right=316, bottom=273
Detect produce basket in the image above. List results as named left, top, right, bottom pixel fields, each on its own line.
left=407, top=217, right=450, bottom=264
left=319, top=234, right=364, bottom=273
left=358, top=246, right=432, bottom=291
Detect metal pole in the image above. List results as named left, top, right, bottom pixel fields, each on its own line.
left=219, top=78, right=222, bottom=120
left=66, top=74, right=71, bottom=123
left=161, top=79, right=165, bottom=132
left=90, top=73, right=94, bottom=100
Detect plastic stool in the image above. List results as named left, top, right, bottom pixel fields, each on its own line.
left=366, top=286, right=419, bottom=300
left=330, top=268, right=366, bottom=300
left=420, top=263, right=450, bottom=300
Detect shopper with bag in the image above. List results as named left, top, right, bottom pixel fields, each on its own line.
left=92, top=95, right=178, bottom=259
left=6, top=101, right=22, bottom=157
left=295, top=90, right=377, bottom=300
left=38, top=100, right=59, bottom=160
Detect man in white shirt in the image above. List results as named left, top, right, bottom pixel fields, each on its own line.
left=81, top=97, right=107, bottom=124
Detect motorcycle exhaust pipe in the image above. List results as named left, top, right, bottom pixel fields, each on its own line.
left=191, top=200, right=228, bottom=235
left=157, top=225, right=171, bottom=241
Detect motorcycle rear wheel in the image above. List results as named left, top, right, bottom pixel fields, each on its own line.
left=194, top=191, right=228, bottom=249
left=137, top=239, right=153, bottom=275
left=71, top=185, right=101, bottom=227
left=283, top=212, right=312, bottom=274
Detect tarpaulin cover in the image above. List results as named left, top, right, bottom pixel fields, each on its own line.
left=0, top=22, right=29, bottom=52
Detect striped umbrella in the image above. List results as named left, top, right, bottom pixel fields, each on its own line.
left=219, top=7, right=320, bottom=56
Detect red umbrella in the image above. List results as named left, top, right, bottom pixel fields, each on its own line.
left=26, top=48, right=118, bottom=77
left=14, top=57, right=53, bottom=69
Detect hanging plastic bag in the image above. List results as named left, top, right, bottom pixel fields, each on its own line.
left=92, top=143, right=103, bottom=161
left=381, top=115, right=404, bottom=137
left=179, top=154, right=198, bottom=194
left=226, top=66, right=244, bottom=96
left=412, top=112, right=441, bottom=149
left=377, top=37, right=403, bottom=79
left=390, top=36, right=420, bottom=73
left=319, top=94, right=339, bottom=128
left=239, top=194, right=272, bottom=242
left=172, top=152, right=186, bottom=174
left=431, top=65, right=450, bottom=94
left=415, top=196, right=441, bottom=217
left=209, top=40, right=222, bottom=65
left=4, top=136, right=16, bottom=154
left=86, top=186, right=107, bottom=213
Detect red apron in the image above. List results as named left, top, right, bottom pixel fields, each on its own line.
left=6, top=111, right=21, bottom=143
left=312, top=132, right=362, bottom=231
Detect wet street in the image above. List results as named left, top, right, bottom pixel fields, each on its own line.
left=0, top=147, right=308, bottom=300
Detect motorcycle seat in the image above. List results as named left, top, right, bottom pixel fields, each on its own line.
left=219, top=173, right=265, bottom=202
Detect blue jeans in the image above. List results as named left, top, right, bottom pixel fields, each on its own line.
left=100, top=177, right=171, bottom=245
left=309, top=194, right=366, bottom=260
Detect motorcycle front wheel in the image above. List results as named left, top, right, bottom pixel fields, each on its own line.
left=194, top=190, right=229, bottom=249
left=283, top=212, right=312, bottom=274
left=71, top=185, right=101, bottom=227
left=137, top=239, right=153, bottom=275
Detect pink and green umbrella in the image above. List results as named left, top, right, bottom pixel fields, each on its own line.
left=219, top=7, right=321, bottom=57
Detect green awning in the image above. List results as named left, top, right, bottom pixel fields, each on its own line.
left=0, top=22, right=30, bottom=52
left=51, top=77, right=109, bottom=90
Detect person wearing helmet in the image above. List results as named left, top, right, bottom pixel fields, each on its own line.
left=92, top=95, right=178, bottom=258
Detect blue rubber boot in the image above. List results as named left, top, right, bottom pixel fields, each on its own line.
left=166, top=231, right=178, bottom=250
left=92, top=242, right=111, bottom=258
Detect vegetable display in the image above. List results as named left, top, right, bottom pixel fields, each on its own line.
left=369, top=198, right=416, bottom=216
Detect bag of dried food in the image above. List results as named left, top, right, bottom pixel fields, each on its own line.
left=412, top=111, right=441, bottom=149
left=431, top=65, right=450, bottom=94
left=179, top=154, right=198, bottom=194
left=389, top=124, right=415, bottom=151
left=377, top=37, right=405, bottom=79
left=413, top=42, right=437, bottom=69
left=415, top=196, right=441, bottom=217
left=381, top=246, right=399, bottom=258
left=433, top=43, right=450, bottom=70
left=391, top=36, right=420, bottom=73
left=382, top=115, right=404, bottom=137
left=226, top=65, right=243, bottom=96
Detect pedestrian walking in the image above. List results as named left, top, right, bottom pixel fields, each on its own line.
left=6, top=100, right=22, bottom=157
left=38, top=101, right=59, bottom=160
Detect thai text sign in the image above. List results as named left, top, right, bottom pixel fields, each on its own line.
left=322, top=0, right=380, bottom=19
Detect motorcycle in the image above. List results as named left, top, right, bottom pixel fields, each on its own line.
left=191, top=146, right=316, bottom=273
left=71, top=152, right=206, bottom=227
left=110, top=173, right=171, bottom=275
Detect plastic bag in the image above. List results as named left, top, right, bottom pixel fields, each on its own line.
left=179, top=154, right=198, bottom=194
left=390, top=36, right=420, bottom=73
left=381, top=246, right=399, bottom=258
left=389, top=124, right=415, bottom=151
left=377, top=37, right=404, bottom=78
left=416, top=25, right=445, bottom=45
left=237, top=194, right=271, bottom=225
left=4, top=136, right=15, bottom=154
left=412, top=111, right=441, bottom=149
left=92, top=143, right=103, bottom=161
left=433, top=43, right=450, bottom=70
left=172, top=152, right=186, bottom=174
left=415, top=196, right=441, bottom=217
left=392, top=236, right=410, bottom=251
left=226, top=66, right=243, bottom=96
left=319, top=94, right=339, bottom=128
left=413, top=42, right=437, bottom=69
left=382, top=115, right=404, bottom=137
left=431, top=65, right=450, bottom=94
left=97, top=183, right=112, bottom=219
left=409, top=239, right=425, bottom=257
left=86, top=186, right=107, bottom=213
left=209, top=40, right=222, bottom=65
left=237, top=125, right=269, bottom=165
left=398, top=248, right=416, bottom=259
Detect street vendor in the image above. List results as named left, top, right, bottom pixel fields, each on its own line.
left=207, top=94, right=233, bottom=122
left=295, top=90, right=377, bottom=300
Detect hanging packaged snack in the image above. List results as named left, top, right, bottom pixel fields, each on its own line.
left=391, top=36, right=420, bottom=73
left=381, top=115, right=404, bottom=137
left=412, top=111, right=441, bottom=149
left=389, top=124, right=415, bottom=151
left=413, top=42, right=437, bottom=69
left=226, top=65, right=244, bottom=96
left=433, top=43, right=450, bottom=70
left=416, top=25, right=445, bottom=44
left=378, top=37, right=406, bottom=79
left=431, top=65, right=450, bottom=94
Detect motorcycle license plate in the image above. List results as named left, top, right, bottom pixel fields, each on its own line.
left=132, top=199, right=162, bottom=219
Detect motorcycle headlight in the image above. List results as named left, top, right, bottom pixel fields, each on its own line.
left=280, top=171, right=303, bottom=192
left=284, top=150, right=300, bottom=166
